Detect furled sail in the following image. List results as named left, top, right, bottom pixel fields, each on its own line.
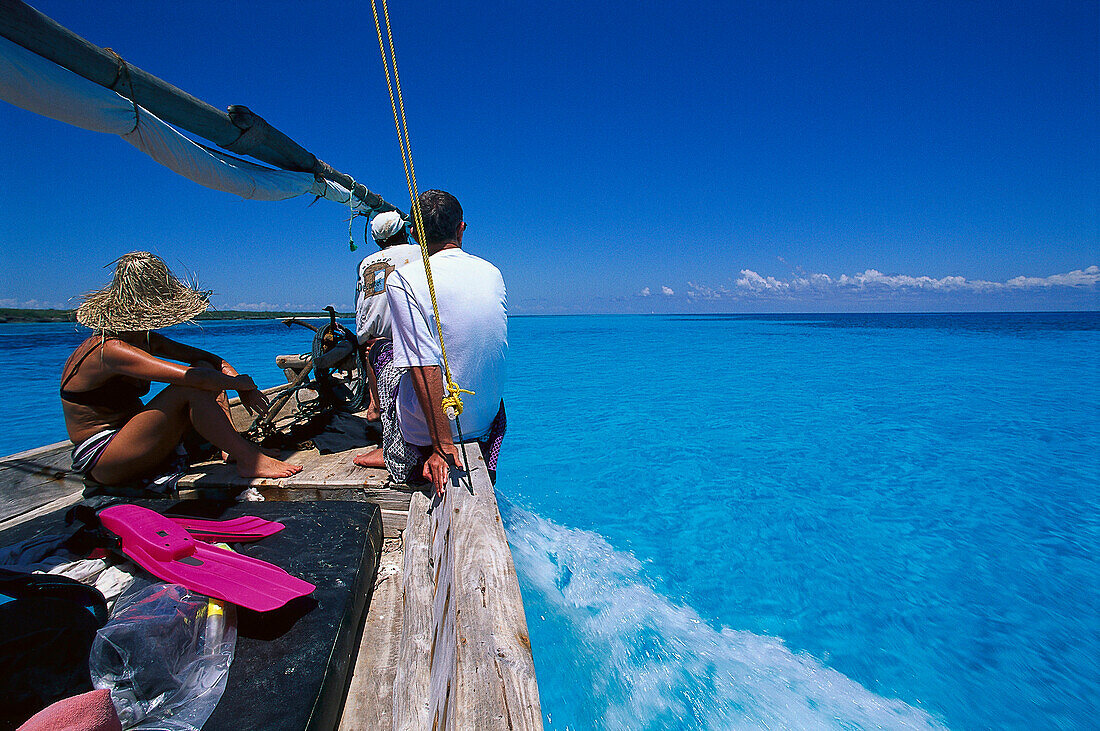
left=0, top=0, right=401, bottom=218
left=0, top=35, right=331, bottom=202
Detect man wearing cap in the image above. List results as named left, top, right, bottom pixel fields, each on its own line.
left=354, top=190, right=507, bottom=494
left=355, top=210, right=421, bottom=419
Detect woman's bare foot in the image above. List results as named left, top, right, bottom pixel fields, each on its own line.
left=223, top=447, right=281, bottom=463
left=235, top=450, right=302, bottom=478
left=353, top=448, right=385, bottom=468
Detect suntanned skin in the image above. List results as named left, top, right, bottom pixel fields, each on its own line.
left=353, top=223, right=467, bottom=495
left=62, top=331, right=301, bottom=483
left=352, top=363, right=462, bottom=496
left=410, top=363, right=464, bottom=496
left=362, top=358, right=382, bottom=422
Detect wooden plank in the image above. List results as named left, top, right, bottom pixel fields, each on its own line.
left=0, top=471, right=84, bottom=523
left=393, top=451, right=542, bottom=730
left=0, top=490, right=82, bottom=529
left=257, top=486, right=322, bottom=502
left=0, top=452, right=72, bottom=476
left=448, top=450, right=542, bottom=730
left=392, top=492, right=435, bottom=730
left=0, top=442, right=84, bottom=523
left=331, top=489, right=409, bottom=511
left=276, top=353, right=310, bottom=371
left=261, top=485, right=409, bottom=510
left=254, top=492, right=405, bottom=537
left=0, top=440, right=72, bottom=463
left=429, top=480, right=457, bottom=731
left=0, top=490, right=83, bottom=531
left=380, top=509, right=408, bottom=539
left=176, top=460, right=283, bottom=489
left=285, top=448, right=389, bottom=487
left=338, top=540, right=404, bottom=731
left=176, top=448, right=319, bottom=489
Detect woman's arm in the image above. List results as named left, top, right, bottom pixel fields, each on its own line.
left=142, top=334, right=268, bottom=415
left=102, top=339, right=256, bottom=393
left=147, top=332, right=238, bottom=375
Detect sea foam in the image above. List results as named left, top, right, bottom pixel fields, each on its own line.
left=501, top=499, right=947, bottom=730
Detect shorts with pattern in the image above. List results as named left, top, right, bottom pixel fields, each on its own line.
left=367, top=340, right=507, bottom=483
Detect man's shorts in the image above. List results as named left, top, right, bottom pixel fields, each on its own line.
left=365, top=339, right=507, bottom=484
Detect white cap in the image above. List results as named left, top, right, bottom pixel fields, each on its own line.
left=371, top=211, right=406, bottom=241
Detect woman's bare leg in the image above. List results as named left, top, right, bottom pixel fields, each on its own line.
left=90, top=391, right=192, bottom=485
left=206, top=390, right=278, bottom=462
left=213, top=390, right=236, bottom=462
left=92, top=385, right=301, bottom=484
left=193, top=360, right=236, bottom=463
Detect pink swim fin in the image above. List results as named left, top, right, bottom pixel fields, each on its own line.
left=99, top=505, right=314, bottom=613
left=167, top=514, right=284, bottom=543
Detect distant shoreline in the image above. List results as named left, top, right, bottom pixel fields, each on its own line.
left=2, top=308, right=1094, bottom=324
left=0, top=308, right=352, bottom=324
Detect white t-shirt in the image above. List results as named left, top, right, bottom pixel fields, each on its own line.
left=354, top=243, right=422, bottom=343
left=386, top=248, right=507, bottom=445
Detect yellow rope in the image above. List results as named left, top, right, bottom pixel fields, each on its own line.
left=370, top=0, right=472, bottom=419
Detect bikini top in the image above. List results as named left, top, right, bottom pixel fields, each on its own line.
left=60, top=339, right=151, bottom=408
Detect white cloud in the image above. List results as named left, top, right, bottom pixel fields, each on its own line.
left=0, top=297, right=69, bottom=309
left=685, top=265, right=1100, bottom=301
left=639, top=287, right=651, bottom=297
left=684, top=282, right=732, bottom=300
left=832, top=269, right=976, bottom=291
left=736, top=270, right=789, bottom=292
left=661, top=285, right=675, bottom=296
left=231, top=302, right=281, bottom=311
left=1005, top=265, right=1100, bottom=288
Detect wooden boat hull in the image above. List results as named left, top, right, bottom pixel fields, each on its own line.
left=0, top=381, right=542, bottom=730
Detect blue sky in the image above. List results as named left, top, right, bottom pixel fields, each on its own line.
left=1, top=0, right=1097, bottom=313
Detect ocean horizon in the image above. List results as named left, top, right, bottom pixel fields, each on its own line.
left=1, top=311, right=1097, bottom=729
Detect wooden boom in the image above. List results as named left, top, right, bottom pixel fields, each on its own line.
left=0, top=0, right=403, bottom=216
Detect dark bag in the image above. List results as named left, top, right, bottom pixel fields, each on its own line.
left=0, top=568, right=109, bottom=730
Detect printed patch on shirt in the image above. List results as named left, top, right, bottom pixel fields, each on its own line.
left=361, top=261, right=396, bottom=297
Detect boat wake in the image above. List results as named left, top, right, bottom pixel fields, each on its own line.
left=499, top=500, right=947, bottom=731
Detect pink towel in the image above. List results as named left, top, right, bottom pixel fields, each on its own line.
left=18, top=689, right=121, bottom=731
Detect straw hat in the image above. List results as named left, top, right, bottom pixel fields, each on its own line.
left=76, top=252, right=211, bottom=332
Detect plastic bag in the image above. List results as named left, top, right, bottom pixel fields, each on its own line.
left=89, top=582, right=236, bottom=730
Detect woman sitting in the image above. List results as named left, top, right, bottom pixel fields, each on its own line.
left=61, top=252, right=301, bottom=484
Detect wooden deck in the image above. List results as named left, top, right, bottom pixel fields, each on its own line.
left=0, top=441, right=85, bottom=531
left=0, top=440, right=415, bottom=538
left=0, top=421, right=542, bottom=730
left=181, top=446, right=417, bottom=539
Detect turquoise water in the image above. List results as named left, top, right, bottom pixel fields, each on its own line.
left=2, top=313, right=1098, bottom=729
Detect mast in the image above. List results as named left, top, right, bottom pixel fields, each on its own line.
left=0, top=0, right=402, bottom=217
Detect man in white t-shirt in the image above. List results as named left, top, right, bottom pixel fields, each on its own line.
left=353, top=190, right=507, bottom=493
left=355, top=211, right=421, bottom=342
left=354, top=211, right=421, bottom=419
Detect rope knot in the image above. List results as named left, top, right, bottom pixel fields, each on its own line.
left=441, top=382, right=475, bottom=420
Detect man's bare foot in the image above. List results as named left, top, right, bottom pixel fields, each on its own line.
left=353, top=448, right=385, bottom=468
left=235, top=451, right=302, bottom=479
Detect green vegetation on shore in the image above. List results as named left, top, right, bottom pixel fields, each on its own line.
left=0, top=308, right=351, bottom=324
